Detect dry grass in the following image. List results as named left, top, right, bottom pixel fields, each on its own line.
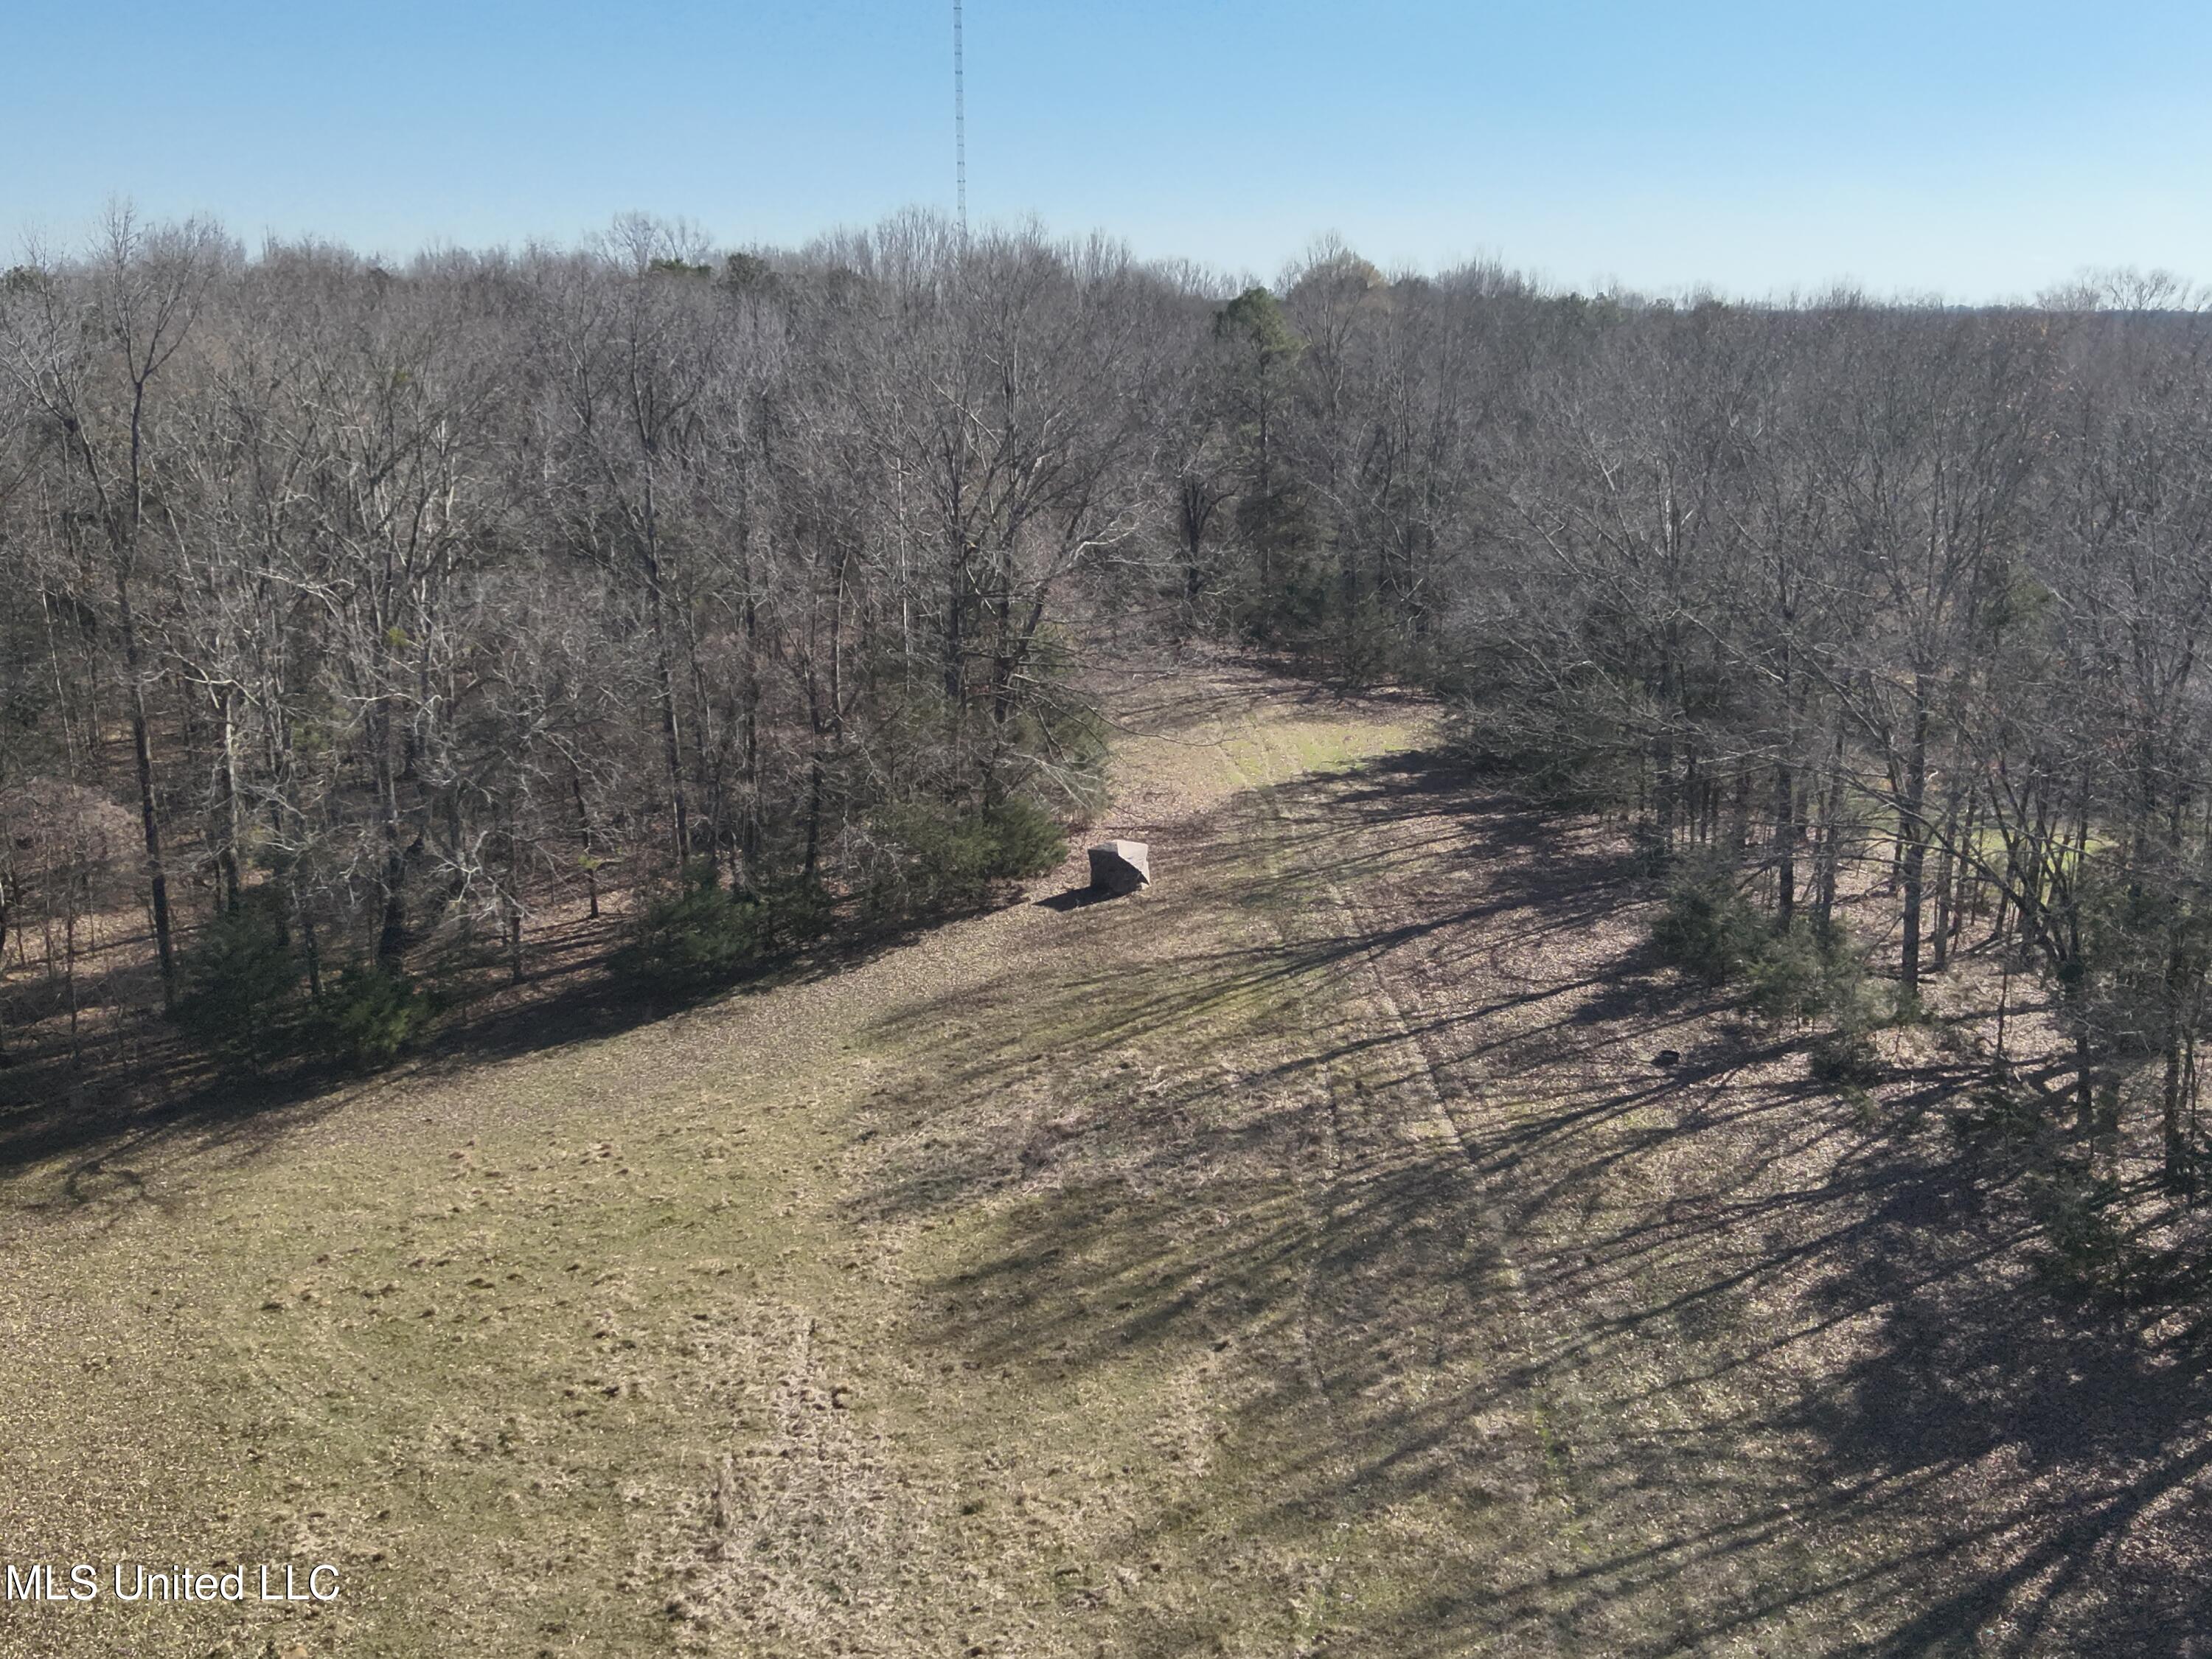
left=1, top=661, right=2208, bottom=1657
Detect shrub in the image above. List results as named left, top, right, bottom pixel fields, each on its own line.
left=1808, top=1028, right=1883, bottom=1088
left=971, top=798, right=1068, bottom=880
left=747, top=874, right=836, bottom=952
left=1649, top=869, right=1883, bottom=1099
left=1649, top=873, right=1768, bottom=985
left=615, top=860, right=830, bottom=997
left=1652, top=866, right=1869, bottom=1029
left=1841, top=1084, right=1882, bottom=1129
left=173, top=892, right=302, bottom=1067
left=1953, top=1077, right=2042, bottom=1145
left=1747, top=917, right=1864, bottom=1021
left=622, top=862, right=762, bottom=991
left=175, top=893, right=437, bottom=1074
left=313, top=964, right=434, bottom=1069
left=2026, top=1167, right=2129, bottom=1293
left=866, top=799, right=1068, bottom=921
left=1449, top=691, right=1644, bottom=810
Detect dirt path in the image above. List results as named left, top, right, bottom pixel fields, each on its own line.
left=2, top=664, right=2207, bottom=1658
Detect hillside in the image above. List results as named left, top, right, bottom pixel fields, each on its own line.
left=1, top=664, right=2205, bottom=1658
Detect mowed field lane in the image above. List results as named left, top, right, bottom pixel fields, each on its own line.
left=2, top=664, right=2205, bottom=1657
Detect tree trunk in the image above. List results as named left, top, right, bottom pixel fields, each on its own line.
left=215, top=684, right=244, bottom=914
left=1899, top=698, right=1930, bottom=1001
left=1815, top=728, right=1847, bottom=927
left=115, top=575, right=176, bottom=1006
left=1774, top=761, right=1795, bottom=927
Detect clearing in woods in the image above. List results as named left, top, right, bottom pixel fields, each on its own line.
left=1, top=665, right=2206, bottom=1657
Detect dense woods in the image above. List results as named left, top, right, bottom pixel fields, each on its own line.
left=6, top=209, right=2212, bottom=1264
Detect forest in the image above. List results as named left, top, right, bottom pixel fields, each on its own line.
left=4, top=209, right=2211, bottom=1279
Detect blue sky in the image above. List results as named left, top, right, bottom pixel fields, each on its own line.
left=4, top=1, right=2208, bottom=298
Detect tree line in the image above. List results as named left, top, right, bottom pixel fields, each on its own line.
left=4, top=209, right=2211, bottom=1210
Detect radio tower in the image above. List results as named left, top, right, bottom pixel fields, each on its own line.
left=953, top=1, right=967, bottom=236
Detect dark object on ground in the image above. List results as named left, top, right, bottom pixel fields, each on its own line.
left=1652, top=1049, right=1681, bottom=1068
left=1088, top=840, right=1151, bottom=896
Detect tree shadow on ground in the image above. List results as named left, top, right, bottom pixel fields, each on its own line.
left=0, top=888, right=967, bottom=1203
left=858, top=748, right=2212, bottom=1657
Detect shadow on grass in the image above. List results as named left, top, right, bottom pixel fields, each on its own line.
left=0, top=891, right=961, bottom=1205
left=858, top=748, right=2212, bottom=1658
left=12, top=732, right=2211, bottom=1655
left=1034, top=884, right=1127, bottom=913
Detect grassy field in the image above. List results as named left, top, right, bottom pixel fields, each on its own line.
left=2, top=664, right=2207, bottom=1657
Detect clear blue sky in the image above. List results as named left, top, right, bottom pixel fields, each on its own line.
left=5, top=1, right=2208, bottom=298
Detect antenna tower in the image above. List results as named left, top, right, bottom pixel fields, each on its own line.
left=953, top=1, right=967, bottom=234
